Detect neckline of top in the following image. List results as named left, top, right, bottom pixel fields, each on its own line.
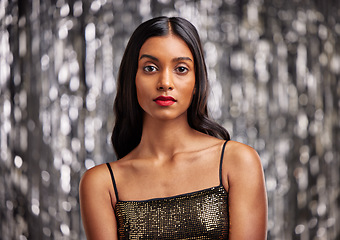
left=116, top=184, right=227, bottom=203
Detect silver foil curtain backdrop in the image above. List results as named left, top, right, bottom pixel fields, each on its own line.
left=1, top=0, right=339, bottom=239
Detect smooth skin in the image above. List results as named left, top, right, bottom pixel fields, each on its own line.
left=79, top=34, right=268, bottom=239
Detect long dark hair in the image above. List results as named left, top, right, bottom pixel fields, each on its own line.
left=112, top=16, right=230, bottom=159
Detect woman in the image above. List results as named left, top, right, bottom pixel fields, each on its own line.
left=79, top=16, right=267, bottom=239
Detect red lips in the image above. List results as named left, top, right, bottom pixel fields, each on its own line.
left=153, top=96, right=177, bottom=106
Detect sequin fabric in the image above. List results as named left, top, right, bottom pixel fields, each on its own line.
left=114, top=185, right=229, bottom=239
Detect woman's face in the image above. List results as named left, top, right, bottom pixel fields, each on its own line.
left=135, top=34, right=196, bottom=121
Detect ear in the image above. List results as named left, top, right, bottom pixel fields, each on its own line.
left=193, top=87, right=196, bottom=95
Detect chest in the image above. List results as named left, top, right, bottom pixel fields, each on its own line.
left=118, top=156, right=221, bottom=201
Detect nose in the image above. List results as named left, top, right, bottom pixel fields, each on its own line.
left=157, top=69, right=174, bottom=91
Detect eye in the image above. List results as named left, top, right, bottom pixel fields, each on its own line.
left=175, top=66, right=189, bottom=74
left=143, top=65, right=157, bottom=73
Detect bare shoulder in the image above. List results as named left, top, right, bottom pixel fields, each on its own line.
left=79, top=163, right=119, bottom=239
left=80, top=163, right=110, bottom=189
left=222, top=140, right=265, bottom=190
left=79, top=163, right=113, bottom=202
left=223, top=140, right=268, bottom=239
left=224, top=140, right=262, bottom=169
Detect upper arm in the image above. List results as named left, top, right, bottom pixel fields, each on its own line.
left=79, top=165, right=118, bottom=240
left=224, top=141, right=267, bottom=240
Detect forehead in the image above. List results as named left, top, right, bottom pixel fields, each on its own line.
left=139, top=35, right=193, bottom=60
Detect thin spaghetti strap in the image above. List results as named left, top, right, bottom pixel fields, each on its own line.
left=219, top=140, right=229, bottom=185
left=106, top=163, right=119, bottom=201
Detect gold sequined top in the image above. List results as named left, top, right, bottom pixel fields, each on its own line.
left=106, top=141, right=229, bottom=239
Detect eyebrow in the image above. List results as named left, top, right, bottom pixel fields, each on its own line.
left=139, top=54, right=193, bottom=62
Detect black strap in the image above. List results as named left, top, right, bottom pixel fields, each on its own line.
left=219, top=140, right=229, bottom=185
left=106, top=163, right=119, bottom=201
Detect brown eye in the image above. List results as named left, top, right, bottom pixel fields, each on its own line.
left=143, top=65, right=157, bottom=73
left=176, top=66, right=188, bottom=74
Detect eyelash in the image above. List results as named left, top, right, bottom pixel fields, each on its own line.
left=175, top=66, right=188, bottom=74
left=143, top=65, right=189, bottom=74
left=143, top=66, right=158, bottom=72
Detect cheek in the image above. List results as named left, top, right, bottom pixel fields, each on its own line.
left=183, top=76, right=196, bottom=98
left=135, top=75, right=150, bottom=107
left=135, top=82, right=144, bottom=105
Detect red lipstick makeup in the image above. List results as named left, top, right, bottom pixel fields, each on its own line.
left=153, top=96, right=177, bottom=106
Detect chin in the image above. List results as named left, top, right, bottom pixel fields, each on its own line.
left=144, top=111, right=187, bottom=122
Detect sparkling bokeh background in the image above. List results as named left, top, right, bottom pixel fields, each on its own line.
left=1, top=0, right=339, bottom=239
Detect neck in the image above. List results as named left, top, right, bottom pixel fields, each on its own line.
left=136, top=114, right=196, bottom=159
